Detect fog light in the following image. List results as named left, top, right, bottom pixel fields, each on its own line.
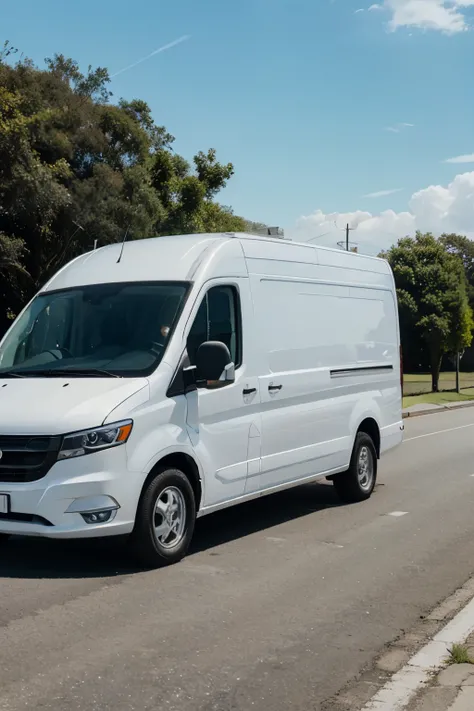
left=81, top=509, right=117, bottom=525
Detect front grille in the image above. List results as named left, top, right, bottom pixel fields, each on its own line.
left=0, top=512, right=53, bottom=525
left=0, top=435, right=61, bottom=483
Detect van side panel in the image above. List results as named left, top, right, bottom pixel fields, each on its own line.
left=243, top=242, right=401, bottom=489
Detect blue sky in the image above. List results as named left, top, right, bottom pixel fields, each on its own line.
left=3, top=0, right=474, bottom=252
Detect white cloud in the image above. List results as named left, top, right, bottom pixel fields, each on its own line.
left=385, top=122, right=414, bottom=133
left=289, top=172, right=474, bottom=255
left=382, top=0, right=474, bottom=34
left=444, top=153, right=474, bottom=164
left=364, top=188, right=403, bottom=197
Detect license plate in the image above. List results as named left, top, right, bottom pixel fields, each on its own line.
left=0, top=494, right=10, bottom=514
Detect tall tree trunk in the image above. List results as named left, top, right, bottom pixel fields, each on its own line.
left=456, top=352, right=460, bottom=393
left=431, top=349, right=441, bottom=392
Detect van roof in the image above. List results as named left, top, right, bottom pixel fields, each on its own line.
left=42, top=232, right=389, bottom=292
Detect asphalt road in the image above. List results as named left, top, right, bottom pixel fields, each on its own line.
left=2, top=408, right=474, bottom=711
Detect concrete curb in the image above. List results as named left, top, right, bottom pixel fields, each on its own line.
left=403, top=401, right=474, bottom=419
left=361, top=583, right=474, bottom=710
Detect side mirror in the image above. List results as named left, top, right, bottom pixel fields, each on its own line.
left=195, top=341, right=235, bottom=386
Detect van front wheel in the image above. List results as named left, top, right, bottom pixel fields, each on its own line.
left=0, top=534, right=10, bottom=544
left=131, top=467, right=196, bottom=568
left=333, top=432, right=377, bottom=503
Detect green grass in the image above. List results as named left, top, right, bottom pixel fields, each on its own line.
left=403, top=370, right=474, bottom=409
left=445, top=644, right=474, bottom=666
left=403, top=390, right=474, bottom=409
left=403, top=373, right=472, bottom=382
left=403, top=372, right=474, bottom=396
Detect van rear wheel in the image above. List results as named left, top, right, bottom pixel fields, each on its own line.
left=333, top=432, right=377, bottom=503
left=0, top=534, right=10, bottom=544
left=130, top=467, right=196, bottom=569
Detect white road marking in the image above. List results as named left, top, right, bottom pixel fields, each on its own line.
left=321, top=541, right=344, bottom=549
left=361, top=590, right=474, bottom=710
left=265, top=537, right=286, bottom=543
left=405, top=422, right=474, bottom=442
left=388, top=511, right=408, bottom=517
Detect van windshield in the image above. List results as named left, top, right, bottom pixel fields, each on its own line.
left=0, top=281, right=189, bottom=378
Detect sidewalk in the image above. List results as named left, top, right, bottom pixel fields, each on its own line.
left=403, top=400, right=474, bottom=418
left=356, top=581, right=474, bottom=711
left=407, top=632, right=474, bottom=710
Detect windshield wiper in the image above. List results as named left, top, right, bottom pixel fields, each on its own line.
left=0, top=371, right=27, bottom=378
left=55, top=367, right=122, bottom=378
left=3, top=368, right=121, bottom=379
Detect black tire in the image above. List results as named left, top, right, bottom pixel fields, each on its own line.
left=130, top=467, right=196, bottom=568
left=0, top=534, right=11, bottom=544
left=333, top=432, right=377, bottom=503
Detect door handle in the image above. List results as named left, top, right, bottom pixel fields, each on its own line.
left=243, top=387, right=257, bottom=396
left=268, top=384, right=282, bottom=392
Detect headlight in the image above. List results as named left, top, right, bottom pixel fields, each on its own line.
left=58, top=420, right=133, bottom=461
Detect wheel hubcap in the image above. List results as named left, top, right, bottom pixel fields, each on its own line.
left=153, top=487, right=186, bottom=549
left=357, top=446, right=374, bottom=491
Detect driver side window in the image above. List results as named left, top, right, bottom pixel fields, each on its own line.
left=187, top=286, right=241, bottom=367
left=22, top=297, right=73, bottom=362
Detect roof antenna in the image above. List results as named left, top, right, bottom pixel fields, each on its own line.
left=116, top=226, right=130, bottom=264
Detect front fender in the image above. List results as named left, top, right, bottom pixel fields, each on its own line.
left=143, top=441, right=204, bottom=479
left=126, top=415, right=206, bottom=504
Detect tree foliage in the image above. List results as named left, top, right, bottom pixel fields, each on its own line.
left=440, top=233, right=474, bottom=308
left=382, top=232, right=474, bottom=392
left=0, top=48, right=250, bottom=335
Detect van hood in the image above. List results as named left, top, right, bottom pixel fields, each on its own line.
left=0, top=377, right=149, bottom=436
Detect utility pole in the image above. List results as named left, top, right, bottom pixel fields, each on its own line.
left=345, top=223, right=356, bottom=251
left=337, top=222, right=357, bottom=251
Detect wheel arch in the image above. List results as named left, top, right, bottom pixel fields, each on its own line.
left=141, top=452, right=203, bottom=511
left=356, top=417, right=381, bottom=459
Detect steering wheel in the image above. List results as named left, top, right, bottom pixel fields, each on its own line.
left=57, top=347, right=73, bottom=358
left=45, top=347, right=73, bottom=360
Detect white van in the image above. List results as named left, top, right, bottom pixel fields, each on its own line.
left=0, top=233, right=403, bottom=567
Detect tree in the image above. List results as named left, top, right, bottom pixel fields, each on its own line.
left=0, top=46, right=252, bottom=335
left=149, top=148, right=246, bottom=235
left=0, top=233, right=26, bottom=333
left=244, top=219, right=270, bottom=234
left=382, top=232, right=474, bottom=392
left=440, top=234, right=474, bottom=307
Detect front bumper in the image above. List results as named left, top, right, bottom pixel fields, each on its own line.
left=0, top=447, right=142, bottom=539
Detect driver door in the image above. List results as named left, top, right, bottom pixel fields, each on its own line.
left=184, top=282, right=260, bottom=509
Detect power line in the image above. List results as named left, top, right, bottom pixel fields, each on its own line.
left=306, top=223, right=358, bottom=251
left=306, top=231, right=331, bottom=243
